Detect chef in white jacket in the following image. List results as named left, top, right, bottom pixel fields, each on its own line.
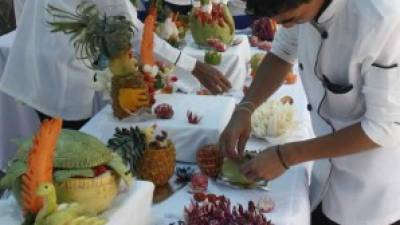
left=219, top=0, right=400, bottom=224
left=0, top=0, right=231, bottom=129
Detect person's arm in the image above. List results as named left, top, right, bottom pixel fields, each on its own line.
left=283, top=123, right=378, bottom=166
left=130, top=6, right=231, bottom=94
left=243, top=17, right=400, bottom=181
left=241, top=52, right=292, bottom=108
left=219, top=26, right=299, bottom=158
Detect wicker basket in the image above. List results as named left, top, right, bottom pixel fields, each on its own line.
left=55, top=172, right=119, bottom=214
left=138, top=142, right=176, bottom=187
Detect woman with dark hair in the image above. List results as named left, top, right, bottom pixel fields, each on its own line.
left=219, top=0, right=400, bottom=224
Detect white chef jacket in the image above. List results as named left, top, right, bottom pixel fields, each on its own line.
left=0, top=0, right=196, bottom=120
left=271, top=0, right=400, bottom=224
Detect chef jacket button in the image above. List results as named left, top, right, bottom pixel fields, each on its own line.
left=307, top=104, right=313, bottom=111
left=299, top=63, right=304, bottom=70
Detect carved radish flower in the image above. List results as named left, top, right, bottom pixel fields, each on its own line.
left=154, top=103, right=174, bottom=119
left=187, top=111, right=202, bottom=124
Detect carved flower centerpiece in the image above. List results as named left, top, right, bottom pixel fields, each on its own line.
left=190, top=0, right=235, bottom=47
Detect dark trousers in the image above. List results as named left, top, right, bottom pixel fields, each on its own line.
left=36, top=111, right=90, bottom=130
left=312, top=205, right=400, bottom=225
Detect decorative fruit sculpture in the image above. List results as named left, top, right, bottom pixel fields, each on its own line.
left=280, top=96, right=294, bottom=105
left=47, top=3, right=174, bottom=119
left=108, top=126, right=176, bottom=187
left=249, top=36, right=273, bottom=51
left=207, top=38, right=227, bottom=52
left=154, top=103, right=174, bottom=119
left=252, top=17, right=278, bottom=42
left=190, top=0, right=235, bottom=46
left=190, top=173, right=208, bottom=193
left=34, top=182, right=107, bottom=225
left=196, top=145, right=223, bottom=178
left=204, top=50, right=222, bottom=65
left=0, top=128, right=133, bottom=215
left=250, top=53, right=266, bottom=77
left=221, top=153, right=256, bottom=186
left=185, top=194, right=273, bottom=225
left=187, top=111, right=202, bottom=124
left=176, top=167, right=195, bottom=183
left=284, top=71, right=298, bottom=84
left=11, top=118, right=108, bottom=225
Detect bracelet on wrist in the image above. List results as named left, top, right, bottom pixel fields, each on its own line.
left=235, top=106, right=253, bottom=115
left=275, top=145, right=290, bottom=170
left=238, top=101, right=256, bottom=111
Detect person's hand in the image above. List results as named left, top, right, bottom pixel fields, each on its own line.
left=218, top=110, right=252, bottom=158
left=241, top=146, right=287, bottom=181
left=192, top=61, right=231, bottom=94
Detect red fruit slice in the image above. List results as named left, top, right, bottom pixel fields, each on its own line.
left=93, top=165, right=109, bottom=177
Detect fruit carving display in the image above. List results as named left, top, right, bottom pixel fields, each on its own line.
left=190, top=0, right=235, bottom=46
left=22, top=118, right=62, bottom=222
left=184, top=194, right=273, bottom=225
left=176, top=167, right=195, bottom=183
left=190, top=173, right=208, bottom=193
left=47, top=2, right=175, bottom=119
left=196, top=145, right=223, bottom=178
left=284, top=70, right=298, bottom=84
left=0, top=128, right=133, bottom=215
left=187, top=111, right=202, bottom=124
left=251, top=99, right=297, bottom=139
left=250, top=53, right=266, bottom=77
left=34, top=182, right=107, bottom=225
left=156, top=12, right=188, bottom=48
left=154, top=103, right=174, bottom=119
left=204, top=50, right=222, bottom=65
left=1, top=118, right=113, bottom=225
left=107, top=126, right=176, bottom=187
left=221, top=153, right=256, bottom=186
left=249, top=18, right=277, bottom=51
left=252, top=17, right=278, bottom=42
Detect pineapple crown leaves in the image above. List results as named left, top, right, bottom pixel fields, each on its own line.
left=107, top=127, right=147, bottom=174
left=46, top=2, right=134, bottom=69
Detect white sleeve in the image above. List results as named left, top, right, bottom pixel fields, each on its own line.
left=270, top=26, right=299, bottom=65
left=361, top=22, right=400, bottom=147
left=130, top=7, right=196, bottom=72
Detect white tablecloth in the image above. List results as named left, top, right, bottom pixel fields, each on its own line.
left=81, top=71, right=314, bottom=225
left=0, top=31, right=40, bottom=170
left=174, top=34, right=251, bottom=93
left=152, top=164, right=310, bottom=225
left=0, top=180, right=155, bottom=225
left=80, top=94, right=236, bottom=162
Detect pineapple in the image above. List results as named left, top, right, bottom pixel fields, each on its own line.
left=108, top=126, right=176, bottom=187
left=196, top=145, right=223, bottom=178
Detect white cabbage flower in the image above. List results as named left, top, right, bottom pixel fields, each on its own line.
left=251, top=99, right=297, bottom=139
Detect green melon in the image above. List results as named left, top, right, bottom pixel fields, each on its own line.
left=190, top=4, right=235, bottom=46
left=221, top=155, right=254, bottom=185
